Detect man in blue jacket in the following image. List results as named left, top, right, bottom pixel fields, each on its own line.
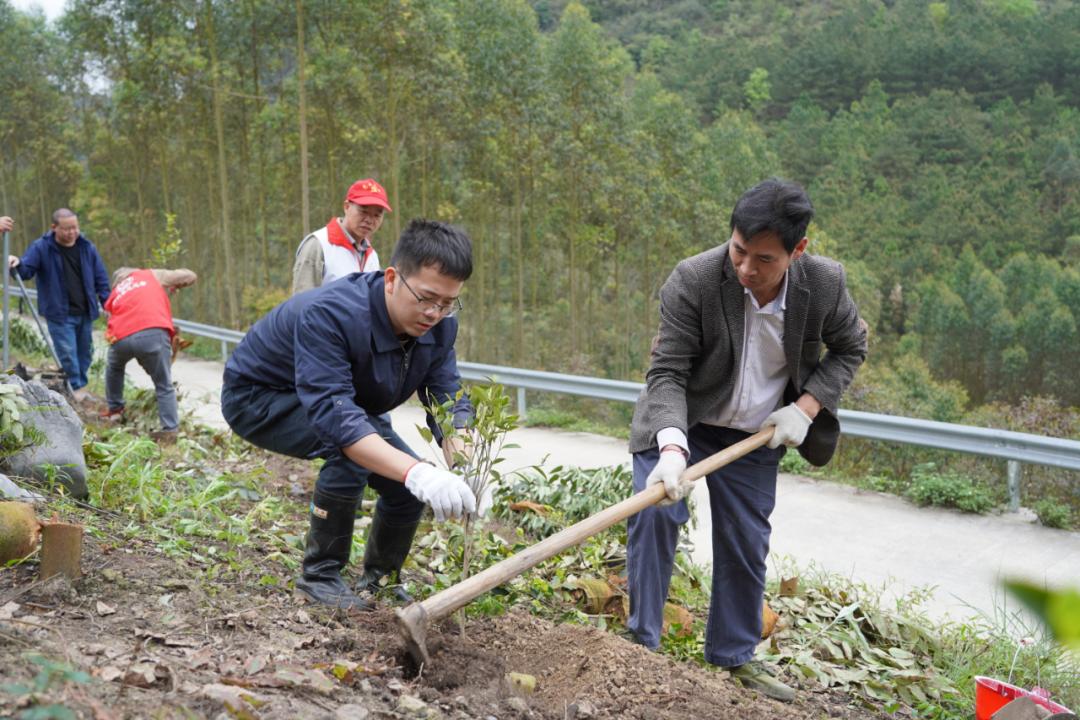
left=221, top=219, right=476, bottom=611
left=8, top=209, right=110, bottom=399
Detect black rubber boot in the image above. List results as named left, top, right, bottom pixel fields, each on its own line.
left=294, top=489, right=373, bottom=611
left=355, top=513, right=420, bottom=604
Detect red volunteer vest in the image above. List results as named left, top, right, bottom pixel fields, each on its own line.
left=105, top=269, right=176, bottom=343
left=325, top=219, right=374, bottom=271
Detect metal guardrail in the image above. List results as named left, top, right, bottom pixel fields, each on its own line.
left=6, top=284, right=1078, bottom=509
left=7, top=286, right=244, bottom=363
left=457, top=363, right=1080, bottom=470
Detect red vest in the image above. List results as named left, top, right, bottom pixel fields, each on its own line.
left=105, top=269, right=175, bottom=343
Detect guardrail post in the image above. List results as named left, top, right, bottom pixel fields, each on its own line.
left=1007, top=460, right=1021, bottom=512
left=516, top=386, right=526, bottom=420
left=221, top=340, right=228, bottom=364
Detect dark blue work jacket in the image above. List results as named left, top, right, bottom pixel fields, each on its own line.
left=224, top=272, right=472, bottom=451
left=14, top=233, right=111, bottom=322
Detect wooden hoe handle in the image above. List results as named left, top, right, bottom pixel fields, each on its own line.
left=412, top=427, right=774, bottom=624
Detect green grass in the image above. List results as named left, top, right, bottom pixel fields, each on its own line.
left=521, top=406, right=630, bottom=439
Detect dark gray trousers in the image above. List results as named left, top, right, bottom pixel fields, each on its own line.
left=220, top=381, right=424, bottom=525
left=106, top=328, right=178, bottom=431
left=626, top=424, right=782, bottom=667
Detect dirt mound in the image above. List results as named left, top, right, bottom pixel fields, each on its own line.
left=409, top=611, right=883, bottom=720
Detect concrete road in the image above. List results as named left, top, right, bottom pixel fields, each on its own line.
left=124, top=354, right=1080, bottom=623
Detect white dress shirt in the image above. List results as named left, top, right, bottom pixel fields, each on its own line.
left=656, top=273, right=790, bottom=454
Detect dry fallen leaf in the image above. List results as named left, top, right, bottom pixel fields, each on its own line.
left=185, top=646, right=216, bottom=671
left=508, top=500, right=551, bottom=515
left=96, top=601, right=116, bottom=616
left=98, top=666, right=124, bottom=682
left=0, top=601, right=20, bottom=620
left=122, top=662, right=159, bottom=688
left=200, top=682, right=269, bottom=719
left=761, top=601, right=780, bottom=639
left=244, top=654, right=269, bottom=676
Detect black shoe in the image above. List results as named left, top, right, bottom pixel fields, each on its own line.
left=355, top=512, right=419, bottom=604
left=295, top=489, right=373, bottom=611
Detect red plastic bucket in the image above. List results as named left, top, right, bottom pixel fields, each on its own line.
left=974, top=676, right=1073, bottom=719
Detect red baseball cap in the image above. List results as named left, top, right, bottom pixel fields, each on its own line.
left=345, top=178, right=392, bottom=212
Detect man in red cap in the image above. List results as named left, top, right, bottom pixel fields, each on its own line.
left=292, top=178, right=392, bottom=295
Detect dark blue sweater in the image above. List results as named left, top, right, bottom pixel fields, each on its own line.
left=224, top=272, right=472, bottom=450
left=14, top=232, right=110, bottom=322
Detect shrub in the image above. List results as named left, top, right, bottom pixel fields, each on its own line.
left=779, top=448, right=812, bottom=475
left=905, top=464, right=996, bottom=513
left=9, top=316, right=48, bottom=356
left=494, top=463, right=634, bottom=539
left=1032, top=498, right=1074, bottom=530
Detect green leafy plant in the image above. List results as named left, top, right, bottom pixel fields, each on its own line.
left=0, top=382, right=30, bottom=445
left=905, top=464, right=996, bottom=513
left=1031, top=498, right=1074, bottom=530
left=0, top=382, right=42, bottom=460
left=493, top=463, right=635, bottom=539
left=8, top=316, right=48, bottom=356
left=1, top=653, right=92, bottom=720
left=1006, top=581, right=1080, bottom=649
left=779, top=449, right=813, bottom=476
left=150, top=211, right=183, bottom=266
left=420, top=382, right=519, bottom=632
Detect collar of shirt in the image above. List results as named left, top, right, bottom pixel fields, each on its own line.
left=744, top=270, right=789, bottom=316
left=335, top=218, right=370, bottom=252
left=367, top=272, right=435, bottom=353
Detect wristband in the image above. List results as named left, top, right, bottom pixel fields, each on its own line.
left=660, top=444, right=689, bottom=459
left=402, top=459, right=434, bottom=482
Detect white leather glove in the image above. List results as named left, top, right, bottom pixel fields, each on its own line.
left=646, top=449, right=691, bottom=506
left=404, top=462, right=477, bottom=521
left=761, top=403, right=812, bottom=448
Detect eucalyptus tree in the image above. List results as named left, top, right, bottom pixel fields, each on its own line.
left=453, top=0, right=545, bottom=365
left=542, top=2, right=632, bottom=362
left=0, top=4, right=80, bottom=234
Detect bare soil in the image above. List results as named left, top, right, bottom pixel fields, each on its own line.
left=1, top=429, right=889, bottom=719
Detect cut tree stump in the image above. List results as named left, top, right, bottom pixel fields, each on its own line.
left=39, top=521, right=83, bottom=580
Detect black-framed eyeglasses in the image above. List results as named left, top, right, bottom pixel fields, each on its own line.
left=399, top=275, right=463, bottom=318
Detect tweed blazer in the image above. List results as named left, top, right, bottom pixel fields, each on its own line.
left=629, top=242, right=867, bottom=466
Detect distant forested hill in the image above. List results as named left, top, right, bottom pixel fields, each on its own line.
left=1, top=0, right=1077, bottom=410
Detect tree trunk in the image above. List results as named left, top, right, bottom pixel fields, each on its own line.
left=248, top=0, right=271, bottom=286
left=205, top=0, right=239, bottom=327
left=296, top=0, right=310, bottom=235
left=513, top=169, right=524, bottom=366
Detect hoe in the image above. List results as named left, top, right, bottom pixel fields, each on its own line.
left=396, top=427, right=774, bottom=666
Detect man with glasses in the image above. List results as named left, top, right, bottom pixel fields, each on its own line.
left=221, top=220, right=474, bottom=611
left=292, top=178, right=389, bottom=294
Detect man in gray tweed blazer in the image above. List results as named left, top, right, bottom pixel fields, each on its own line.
left=625, top=178, right=867, bottom=701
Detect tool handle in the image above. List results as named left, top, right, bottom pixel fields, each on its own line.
left=415, top=427, right=775, bottom=622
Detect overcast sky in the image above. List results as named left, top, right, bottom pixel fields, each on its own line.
left=11, top=0, right=66, bottom=21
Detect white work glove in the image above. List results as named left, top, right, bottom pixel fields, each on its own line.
left=761, top=403, right=812, bottom=448
left=404, top=462, right=477, bottom=522
left=646, top=448, right=691, bottom=506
